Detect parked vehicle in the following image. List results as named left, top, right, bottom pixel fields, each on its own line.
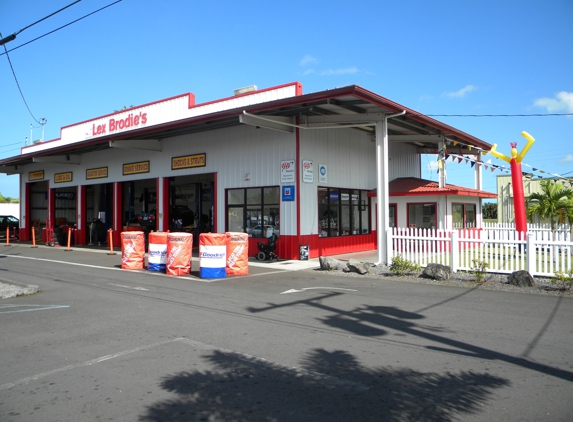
left=0, top=215, right=20, bottom=233
left=135, top=205, right=195, bottom=230
left=248, top=225, right=279, bottom=238
left=0, top=215, right=19, bottom=235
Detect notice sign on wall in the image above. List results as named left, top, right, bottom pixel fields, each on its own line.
left=29, top=170, right=44, bottom=181
left=123, top=161, right=150, bottom=175
left=282, top=185, right=295, bottom=201
left=281, top=160, right=295, bottom=183
left=54, top=172, right=73, bottom=183
left=319, top=164, right=327, bottom=183
left=302, top=159, right=313, bottom=183
left=86, top=167, right=108, bottom=180
left=172, top=153, right=206, bottom=170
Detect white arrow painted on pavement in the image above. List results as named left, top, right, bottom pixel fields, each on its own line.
left=108, top=283, right=149, bottom=291
left=280, top=287, right=357, bottom=294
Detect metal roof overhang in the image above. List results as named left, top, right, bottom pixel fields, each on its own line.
left=0, top=84, right=491, bottom=173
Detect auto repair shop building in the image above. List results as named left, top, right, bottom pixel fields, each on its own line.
left=0, top=82, right=494, bottom=261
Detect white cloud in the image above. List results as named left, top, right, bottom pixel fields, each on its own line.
left=427, top=161, right=439, bottom=171
left=533, top=91, right=573, bottom=113
left=442, top=85, right=478, bottom=98
left=299, top=54, right=319, bottom=67
left=559, top=154, right=573, bottom=164
left=303, top=68, right=315, bottom=75
left=320, top=67, right=359, bottom=76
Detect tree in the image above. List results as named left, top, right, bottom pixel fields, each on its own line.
left=482, top=202, right=497, bottom=220
left=0, top=193, right=20, bottom=203
left=526, top=180, right=573, bottom=231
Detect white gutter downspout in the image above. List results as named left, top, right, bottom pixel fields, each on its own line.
left=375, top=110, right=406, bottom=266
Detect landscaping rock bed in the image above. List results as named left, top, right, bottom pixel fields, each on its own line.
left=310, top=257, right=573, bottom=297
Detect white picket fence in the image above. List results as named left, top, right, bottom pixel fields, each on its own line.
left=387, top=226, right=573, bottom=277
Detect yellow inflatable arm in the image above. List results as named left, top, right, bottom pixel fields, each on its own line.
left=489, top=144, right=511, bottom=163
left=517, top=131, right=535, bottom=163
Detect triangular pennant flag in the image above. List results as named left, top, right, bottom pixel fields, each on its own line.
left=491, top=167, right=495, bottom=173
left=458, top=157, right=463, bottom=163
left=532, top=168, right=538, bottom=171
left=444, top=154, right=450, bottom=160
left=540, top=170, right=546, bottom=174
left=453, top=141, right=458, bottom=146
left=471, top=162, right=475, bottom=168
left=468, top=146, right=472, bottom=151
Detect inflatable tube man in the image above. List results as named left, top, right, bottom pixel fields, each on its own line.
left=489, top=131, right=535, bottom=234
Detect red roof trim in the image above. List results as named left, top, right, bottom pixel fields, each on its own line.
left=368, top=177, right=497, bottom=199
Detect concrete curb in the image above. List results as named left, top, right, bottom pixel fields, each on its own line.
left=0, top=279, right=39, bottom=299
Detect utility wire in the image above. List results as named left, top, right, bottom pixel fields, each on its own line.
left=14, top=0, right=82, bottom=37
left=427, top=113, right=573, bottom=117
left=0, top=0, right=122, bottom=56
left=1, top=32, right=41, bottom=124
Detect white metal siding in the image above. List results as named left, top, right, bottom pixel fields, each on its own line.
left=388, top=142, right=421, bottom=179
left=299, top=128, right=375, bottom=236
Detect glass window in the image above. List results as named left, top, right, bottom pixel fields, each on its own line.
left=226, top=187, right=279, bottom=238
left=318, top=187, right=370, bottom=237
left=407, top=203, right=436, bottom=228
left=389, top=204, right=397, bottom=228
left=453, top=203, right=476, bottom=229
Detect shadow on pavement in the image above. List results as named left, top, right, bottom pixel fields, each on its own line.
left=140, top=348, right=509, bottom=422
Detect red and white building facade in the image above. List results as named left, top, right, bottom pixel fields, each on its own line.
left=0, top=82, right=496, bottom=261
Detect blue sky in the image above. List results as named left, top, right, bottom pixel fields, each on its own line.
left=1, top=0, right=572, bottom=200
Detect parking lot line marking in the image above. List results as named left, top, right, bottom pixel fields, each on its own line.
left=0, top=304, right=69, bottom=314
left=0, top=337, right=183, bottom=391
left=0, top=254, right=124, bottom=271
left=0, top=337, right=369, bottom=393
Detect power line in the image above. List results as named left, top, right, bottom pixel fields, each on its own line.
left=427, top=113, right=573, bottom=117
left=15, top=1, right=82, bottom=36
left=1, top=32, right=41, bottom=124
left=0, top=1, right=123, bottom=56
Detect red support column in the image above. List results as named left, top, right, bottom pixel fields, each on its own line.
left=48, top=184, right=55, bottom=232
left=21, top=183, right=32, bottom=241
left=161, top=177, right=170, bottom=232
left=76, top=185, right=87, bottom=245
left=112, top=182, right=122, bottom=247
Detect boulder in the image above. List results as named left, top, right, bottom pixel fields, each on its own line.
left=319, top=256, right=346, bottom=271
left=507, top=270, right=535, bottom=287
left=421, top=263, right=452, bottom=280
left=346, top=259, right=371, bottom=275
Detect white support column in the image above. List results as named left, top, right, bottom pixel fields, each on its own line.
left=438, top=138, right=446, bottom=188
left=375, top=119, right=389, bottom=265
left=475, top=152, right=483, bottom=191
left=375, top=111, right=405, bottom=266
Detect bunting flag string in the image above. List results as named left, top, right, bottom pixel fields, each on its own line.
left=445, top=152, right=573, bottom=186
left=432, top=138, right=573, bottom=185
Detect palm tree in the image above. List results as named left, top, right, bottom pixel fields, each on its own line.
left=526, top=180, right=573, bottom=231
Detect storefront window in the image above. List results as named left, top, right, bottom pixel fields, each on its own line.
left=453, top=203, right=476, bottom=229
left=407, top=203, right=436, bottom=229
left=226, top=187, right=279, bottom=238
left=318, top=187, right=370, bottom=237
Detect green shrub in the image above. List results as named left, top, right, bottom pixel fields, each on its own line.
left=390, top=255, right=421, bottom=276
left=553, top=268, right=573, bottom=290
left=471, top=259, right=489, bottom=282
